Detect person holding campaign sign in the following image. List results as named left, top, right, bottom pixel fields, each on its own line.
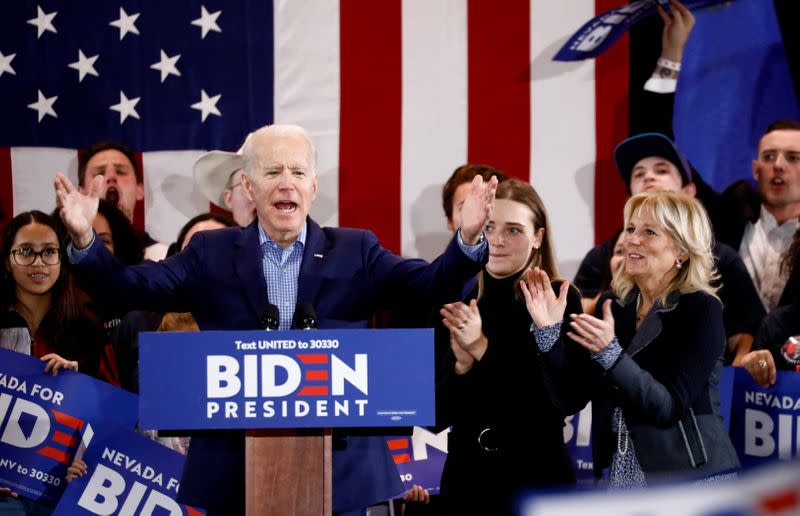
left=53, top=123, right=496, bottom=515
left=0, top=211, right=112, bottom=514
left=741, top=229, right=800, bottom=386
left=437, top=179, right=581, bottom=514
left=524, top=190, right=740, bottom=487
left=1, top=211, right=108, bottom=377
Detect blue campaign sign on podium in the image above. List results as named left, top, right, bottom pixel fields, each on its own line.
left=139, top=329, right=435, bottom=430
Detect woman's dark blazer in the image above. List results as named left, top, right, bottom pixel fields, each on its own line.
left=544, top=289, right=740, bottom=480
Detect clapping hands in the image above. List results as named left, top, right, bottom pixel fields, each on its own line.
left=519, top=267, right=569, bottom=328
left=441, top=299, right=487, bottom=373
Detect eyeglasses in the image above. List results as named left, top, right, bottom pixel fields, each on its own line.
left=10, top=247, right=61, bottom=266
left=227, top=182, right=243, bottom=190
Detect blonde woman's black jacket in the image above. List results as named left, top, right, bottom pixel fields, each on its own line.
left=542, top=289, right=740, bottom=480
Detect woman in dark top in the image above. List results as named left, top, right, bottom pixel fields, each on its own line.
left=437, top=179, right=580, bottom=514
left=1, top=211, right=106, bottom=375
left=524, top=191, right=739, bottom=487
left=0, top=211, right=108, bottom=514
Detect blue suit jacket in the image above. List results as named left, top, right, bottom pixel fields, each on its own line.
left=71, top=217, right=484, bottom=514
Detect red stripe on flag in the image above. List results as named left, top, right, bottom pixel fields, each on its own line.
left=467, top=0, right=531, bottom=181
left=392, top=453, right=411, bottom=464
left=298, top=386, right=329, bottom=396
left=296, top=354, right=329, bottom=365
left=133, top=152, right=145, bottom=232
left=51, top=409, right=84, bottom=431
left=593, top=0, right=630, bottom=244
left=52, top=431, right=78, bottom=448
left=37, top=446, right=70, bottom=463
left=386, top=438, right=409, bottom=451
left=759, top=489, right=800, bottom=512
left=0, top=148, right=12, bottom=231
left=339, top=0, right=402, bottom=253
left=305, top=370, right=329, bottom=381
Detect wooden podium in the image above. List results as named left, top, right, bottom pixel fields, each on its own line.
left=245, top=429, right=332, bottom=515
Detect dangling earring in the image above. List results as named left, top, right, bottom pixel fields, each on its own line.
left=676, top=260, right=683, bottom=269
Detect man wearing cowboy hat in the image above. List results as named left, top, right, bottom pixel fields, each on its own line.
left=194, top=134, right=256, bottom=227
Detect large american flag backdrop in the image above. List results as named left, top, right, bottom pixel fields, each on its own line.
left=0, top=0, right=637, bottom=276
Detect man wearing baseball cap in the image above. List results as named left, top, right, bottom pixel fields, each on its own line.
left=575, top=132, right=765, bottom=365
left=194, top=134, right=256, bottom=227
left=614, top=132, right=696, bottom=197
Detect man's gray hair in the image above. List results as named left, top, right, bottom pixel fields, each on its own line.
left=241, top=124, right=317, bottom=175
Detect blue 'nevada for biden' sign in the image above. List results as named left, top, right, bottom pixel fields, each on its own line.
left=139, top=329, right=434, bottom=430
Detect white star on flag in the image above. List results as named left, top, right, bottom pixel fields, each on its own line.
left=150, top=50, right=182, bottom=83
left=0, top=51, right=16, bottom=77
left=27, top=6, right=57, bottom=39
left=110, top=91, right=141, bottom=124
left=68, top=50, right=99, bottom=82
left=191, top=89, right=222, bottom=122
left=27, top=90, right=58, bottom=122
left=191, top=6, right=222, bottom=39
left=109, top=7, right=140, bottom=41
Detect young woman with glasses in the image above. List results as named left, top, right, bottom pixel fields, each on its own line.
left=1, top=210, right=109, bottom=512
left=1, top=210, right=107, bottom=375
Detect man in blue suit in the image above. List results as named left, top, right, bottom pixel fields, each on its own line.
left=54, top=124, right=497, bottom=515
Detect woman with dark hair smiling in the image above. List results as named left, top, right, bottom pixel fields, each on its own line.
left=1, top=211, right=106, bottom=374
left=0, top=211, right=107, bottom=513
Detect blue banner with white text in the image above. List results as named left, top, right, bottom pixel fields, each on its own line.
left=554, top=0, right=738, bottom=62
left=0, top=349, right=138, bottom=503
left=730, top=367, right=800, bottom=469
left=53, top=423, right=204, bottom=515
left=138, top=329, right=435, bottom=430
left=387, top=427, right=449, bottom=497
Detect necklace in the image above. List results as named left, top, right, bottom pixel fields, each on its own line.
left=635, top=292, right=645, bottom=323
left=617, top=410, right=629, bottom=455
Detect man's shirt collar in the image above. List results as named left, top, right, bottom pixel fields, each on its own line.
left=258, top=221, right=307, bottom=249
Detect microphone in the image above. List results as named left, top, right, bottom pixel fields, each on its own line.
left=292, top=303, right=317, bottom=330
left=259, top=304, right=280, bottom=331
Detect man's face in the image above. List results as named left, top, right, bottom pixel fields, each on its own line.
left=241, top=132, right=317, bottom=247
left=222, top=169, right=256, bottom=227
left=629, top=156, right=690, bottom=196
left=81, top=149, right=143, bottom=222
left=753, top=129, right=800, bottom=214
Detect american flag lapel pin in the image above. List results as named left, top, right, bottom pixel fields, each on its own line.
left=314, top=253, right=324, bottom=259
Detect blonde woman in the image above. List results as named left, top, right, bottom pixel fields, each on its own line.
left=523, top=190, right=740, bottom=487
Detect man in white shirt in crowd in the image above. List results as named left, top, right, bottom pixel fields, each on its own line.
left=740, top=120, right=800, bottom=312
